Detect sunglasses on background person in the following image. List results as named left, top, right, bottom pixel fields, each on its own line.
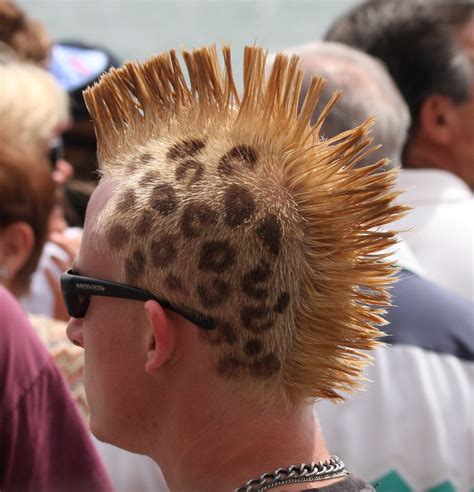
left=60, top=269, right=215, bottom=330
left=48, top=136, right=65, bottom=168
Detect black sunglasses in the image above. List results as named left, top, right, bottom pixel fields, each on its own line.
left=60, top=269, right=215, bottom=331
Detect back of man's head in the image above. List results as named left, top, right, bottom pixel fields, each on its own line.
left=83, top=45, right=405, bottom=407
left=282, top=42, right=410, bottom=169
left=325, top=0, right=473, bottom=136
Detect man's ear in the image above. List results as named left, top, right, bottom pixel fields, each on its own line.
left=419, top=94, right=458, bottom=146
left=144, top=300, right=176, bottom=375
left=0, top=222, right=34, bottom=280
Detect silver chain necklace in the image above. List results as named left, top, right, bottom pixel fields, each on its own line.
left=235, top=455, right=347, bottom=492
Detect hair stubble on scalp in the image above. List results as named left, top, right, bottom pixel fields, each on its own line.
left=83, top=45, right=407, bottom=405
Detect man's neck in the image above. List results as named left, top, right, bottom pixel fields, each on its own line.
left=403, top=137, right=454, bottom=175
left=151, top=398, right=338, bottom=492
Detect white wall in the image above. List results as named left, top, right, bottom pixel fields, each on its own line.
left=18, top=0, right=359, bottom=79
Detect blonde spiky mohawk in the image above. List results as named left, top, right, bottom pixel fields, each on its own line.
left=84, top=45, right=406, bottom=402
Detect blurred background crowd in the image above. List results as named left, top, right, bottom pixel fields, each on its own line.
left=0, top=1, right=472, bottom=492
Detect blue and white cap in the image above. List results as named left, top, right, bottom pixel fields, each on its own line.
left=49, top=43, right=117, bottom=92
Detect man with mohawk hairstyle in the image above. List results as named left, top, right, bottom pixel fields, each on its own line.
left=63, top=44, right=405, bottom=492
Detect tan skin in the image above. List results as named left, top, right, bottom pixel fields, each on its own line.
left=0, top=222, right=34, bottom=297
left=404, top=19, right=474, bottom=189
left=0, top=221, right=80, bottom=315
left=66, top=178, right=345, bottom=492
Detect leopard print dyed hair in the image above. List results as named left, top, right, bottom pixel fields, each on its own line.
left=84, top=45, right=406, bottom=402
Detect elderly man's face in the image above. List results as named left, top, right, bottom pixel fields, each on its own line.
left=67, top=179, right=156, bottom=451
left=452, top=19, right=474, bottom=188
left=452, top=80, right=474, bottom=188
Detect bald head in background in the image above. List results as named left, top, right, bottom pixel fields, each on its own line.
left=282, top=42, right=410, bottom=170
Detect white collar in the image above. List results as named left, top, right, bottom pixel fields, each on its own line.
left=397, top=168, right=473, bottom=205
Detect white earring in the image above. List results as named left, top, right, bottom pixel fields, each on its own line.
left=0, top=264, right=9, bottom=281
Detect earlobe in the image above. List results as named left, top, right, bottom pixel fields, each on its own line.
left=0, top=222, right=35, bottom=282
left=419, top=95, right=455, bottom=145
left=144, top=300, right=176, bottom=375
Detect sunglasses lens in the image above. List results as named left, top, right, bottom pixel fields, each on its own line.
left=64, top=293, right=90, bottom=318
